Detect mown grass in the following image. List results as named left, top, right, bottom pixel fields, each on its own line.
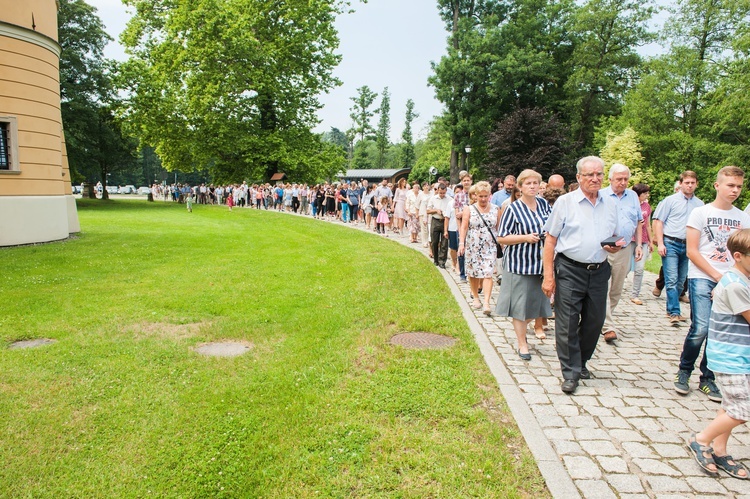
left=0, top=199, right=548, bottom=498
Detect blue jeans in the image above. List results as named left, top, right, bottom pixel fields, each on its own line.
left=341, top=203, right=350, bottom=222
left=662, top=238, right=688, bottom=316
left=678, top=278, right=717, bottom=381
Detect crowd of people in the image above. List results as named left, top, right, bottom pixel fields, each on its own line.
left=154, top=158, right=750, bottom=480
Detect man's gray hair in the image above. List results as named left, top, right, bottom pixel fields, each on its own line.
left=608, top=163, right=631, bottom=180
left=576, top=156, right=605, bottom=174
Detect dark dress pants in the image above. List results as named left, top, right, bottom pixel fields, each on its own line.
left=554, top=256, right=611, bottom=381
left=430, top=218, right=447, bottom=266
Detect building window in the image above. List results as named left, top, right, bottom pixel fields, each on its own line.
left=0, top=116, right=19, bottom=172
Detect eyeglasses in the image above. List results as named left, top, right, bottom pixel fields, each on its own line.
left=579, top=172, right=604, bottom=179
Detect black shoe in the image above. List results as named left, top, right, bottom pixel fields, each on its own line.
left=518, top=350, right=531, bottom=361
left=699, top=379, right=722, bottom=402
left=580, top=367, right=591, bottom=380
left=478, top=287, right=483, bottom=294
left=561, top=379, right=578, bottom=394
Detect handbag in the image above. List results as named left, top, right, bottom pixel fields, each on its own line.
left=472, top=205, right=503, bottom=258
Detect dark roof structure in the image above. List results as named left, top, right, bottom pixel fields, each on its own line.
left=338, top=168, right=411, bottom=183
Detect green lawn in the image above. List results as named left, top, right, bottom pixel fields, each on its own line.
left=0, top=199, right=548, bottom=498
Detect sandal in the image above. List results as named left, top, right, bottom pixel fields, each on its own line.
left=483, top=305, right=492, bottom=316
left=713, top=454, right=750, bottom=479
left=534, top=329, right=546, bottom=340
left=688, top=433, right=719, bottom=476
left=472, top=298, right=482, bottom=309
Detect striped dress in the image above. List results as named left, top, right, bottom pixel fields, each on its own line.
left=499, top=198, right=551, bottom=275
left=494, top=197, right=552, bottom=320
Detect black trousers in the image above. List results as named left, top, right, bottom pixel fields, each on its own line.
left=430, top=218, right=448, bottom=266
left=554, top=256, right=611, bottom=381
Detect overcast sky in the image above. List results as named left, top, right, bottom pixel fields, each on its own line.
left=86, top=0, right=448, bottom=142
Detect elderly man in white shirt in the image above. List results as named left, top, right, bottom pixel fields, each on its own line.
left=601, top=164, right=643, bottom=343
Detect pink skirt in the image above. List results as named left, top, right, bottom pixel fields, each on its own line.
left=376, top=210, right=390, bottom=224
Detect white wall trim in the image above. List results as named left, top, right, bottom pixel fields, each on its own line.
left=0, top=195, right=70, bottom=246
left=65, top=194, right=80, bottom=233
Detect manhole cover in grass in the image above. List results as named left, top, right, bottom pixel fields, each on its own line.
left=8, top=339, right=56, bottom=350
left=194, top=341, right=253, bottom=357
left=390, top=332, right=457, bottom=350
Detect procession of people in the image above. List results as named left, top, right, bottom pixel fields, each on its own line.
left=154, top=159, right=750, bottom=479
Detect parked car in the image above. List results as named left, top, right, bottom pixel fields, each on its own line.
left=106, top=185, right=119, bottom=194
left=120, top=185, right=137, bottom=194
left=137, top=186, right=151, bottom=195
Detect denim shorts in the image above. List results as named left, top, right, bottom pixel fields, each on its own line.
left=717, top=373, right=750, bottom=421
left=448, top=230, right=459, bottom=250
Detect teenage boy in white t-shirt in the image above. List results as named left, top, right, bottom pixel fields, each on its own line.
left=675, top=166, right=750, bottom=401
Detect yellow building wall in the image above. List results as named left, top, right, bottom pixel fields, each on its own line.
left=4, top=0, right=60, bottom=42
left=0, top=0, right=80, bottom=244
left=0, top=34, right=66, bottom=196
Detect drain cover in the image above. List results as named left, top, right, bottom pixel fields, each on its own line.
left=8, top=339, right=56, bottom=349
left=390, top=332, right=457, bottom=350
left=194, top=341, right=252, bottom=357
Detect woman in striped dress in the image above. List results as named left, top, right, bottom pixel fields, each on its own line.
left=494, top=169, right=552, bottom=361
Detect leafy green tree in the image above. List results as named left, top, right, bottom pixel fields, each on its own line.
left=349, top=86, right=378, bottom=143
left=375, top=87, right=391, bottom=168
left=564, top=0, right=655, bottom=149
left=401, top=99, right=418, bottom=169
left=492, top=0, right=576, bottom=115
left=431, top=0, right=579, bottom=181
left=431, top=0, right=509, bottom=183
left=611, top=0, right=748, bottom=201
left=352, top=139, right=376, bottom=170
left=59, top=0, right=138, bottom=193
left=322, top=127, right=349, bottom=151
left=120, top=0, right=348, bottom=182
left=410, top=118, right=452, bottom=184
left=599, top=126, right=650, bottom=185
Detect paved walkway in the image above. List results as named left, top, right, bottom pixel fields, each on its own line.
left=286, top=212, right=750, bottom=497
left=367, top=222, right=750, bottom=498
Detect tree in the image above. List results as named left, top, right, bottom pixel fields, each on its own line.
left=349, top=86, right=378, bottom=143
left=91, top=106, right=138, bottom=199
left=120, top=0, right=349, bottom=182
left=599, top=127, right=649, bottom=185
left=486, top=107, right=573, bottom=181
left=375, top=87, right=391, bottom=168
left=610, top=0, right=748, bottom=201
left=430, top=0, right=508, bottom=183
left=410, top=118, right=452, bottom=184
left=59, top=0, right=138, bottom=192
left=431, top=0, right=579, bottom=182
left=401, top=99, right=418, bottom=169
left=322, top=127, right=349, bottom=151
left=564, top=0, right=655, bottom=149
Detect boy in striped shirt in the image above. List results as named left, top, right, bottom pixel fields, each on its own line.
left=689, top=229, right=750, bottom=479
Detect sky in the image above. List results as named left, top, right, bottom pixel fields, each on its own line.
left=86, top=0, right=449, bottom=143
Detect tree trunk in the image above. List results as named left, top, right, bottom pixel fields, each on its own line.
left=450, top=137, right=460, bottom=184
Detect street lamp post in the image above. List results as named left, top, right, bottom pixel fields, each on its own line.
left=465, top=146, right=471, bottom=171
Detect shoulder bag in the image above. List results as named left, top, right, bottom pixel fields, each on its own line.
left=472, top=205, right=503, bottom=258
